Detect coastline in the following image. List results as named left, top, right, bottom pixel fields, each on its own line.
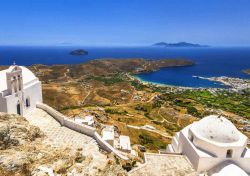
left=129, top=74, right=211, bottom=90
left=132, top=74, right=178, bottom=87
left=130, top=73, right=250, bottom=92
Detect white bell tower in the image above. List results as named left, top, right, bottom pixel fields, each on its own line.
left=6, top=64, right=24, bottom=115
left=0, top=63, right=43, bottom=116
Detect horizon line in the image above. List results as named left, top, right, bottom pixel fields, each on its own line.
left=1, top=44, right=250, bottom=48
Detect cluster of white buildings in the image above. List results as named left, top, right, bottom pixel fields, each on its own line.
left=0, top=65, right=43, bottom=116
left=167, top=115, right=250, bottom=175
left=75, top=115, right=95, bottom=126
left=101, top=125, right=133, bottom=154
left=203, top=76, right=250, bottom=92
left=74, top=118, right=133, bottom=154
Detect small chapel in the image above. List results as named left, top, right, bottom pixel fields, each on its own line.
left=0, top=64, right=43, bottom=116
left=167, top=115, right=250, bottom=175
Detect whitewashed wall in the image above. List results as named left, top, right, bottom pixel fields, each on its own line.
left=179, top=131, right=200, bottom=170
left=0, top=93, right=7, bottom=112
left=36, top=103, right=128, bottom=160
left=23, top=81, right=43, bottom=115
left=4, top=93, right=20, bottom=114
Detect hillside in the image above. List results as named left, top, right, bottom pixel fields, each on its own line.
left=23, top=58, right=250, bottom=152
left=1, top=58, right=249, bottom=153
left=28, top=58, right=194, bottom=82
left=0, top=113, right=126, bottom=176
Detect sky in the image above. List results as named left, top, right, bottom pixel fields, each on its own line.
left=0, top=0, right=250, bottom=46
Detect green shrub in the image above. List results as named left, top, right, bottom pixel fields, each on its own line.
left=131, top=81, right=146, bottom=91
left=139, top=134, right=153, bottom=145
left=88, top=74, right=124, bottom=86
left=105, top=108, right=127, bottom=115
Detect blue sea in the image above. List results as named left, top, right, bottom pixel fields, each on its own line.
left=0, top=46, right=250, bottom=88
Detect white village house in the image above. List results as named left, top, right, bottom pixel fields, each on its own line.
left=102, top=125, right=115, bottom=146
left=0, top=65, right=43, bottom=116
left=167, top=115, right=250, bottom=175
left=81, top=115, right=95, bottom=126
left=119, top=135, right=132, bottom=153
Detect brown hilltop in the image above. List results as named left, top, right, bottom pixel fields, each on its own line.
left=28, top=58, right=193, bottom=81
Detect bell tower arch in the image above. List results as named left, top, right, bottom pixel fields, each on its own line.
left=6, top=65, right=24, bottom=115
left=6, top=65, right=23, bottom=95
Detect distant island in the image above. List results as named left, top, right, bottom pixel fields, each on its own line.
left=70, top=49, right=88, bottom=56
left=153, top=42, right=209, bottom=47
left=243, top=69, right=250, bottom=75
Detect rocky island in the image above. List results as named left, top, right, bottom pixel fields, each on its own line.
left=153, top=42, right=208, bottom=47
left=70, top=49, right=88, bottom=56
left=243, top=69, right=250, bottom=75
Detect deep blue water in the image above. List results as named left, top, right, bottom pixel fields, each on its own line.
left=0, top=46, right=250, bottom=88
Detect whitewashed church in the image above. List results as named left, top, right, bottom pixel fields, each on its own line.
left=167, top=115, right=250, bottom=175
left=0, top=64, right=43, bottom=116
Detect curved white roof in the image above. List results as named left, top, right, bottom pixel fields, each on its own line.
left=211, top=163, right=248, bottom=176
left=191, top=115, right=240, bottom=143
left=0, top=66, right=37, bottom=92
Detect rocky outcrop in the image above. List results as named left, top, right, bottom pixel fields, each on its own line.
left=0, top=113, right=43, bottom=150
left=0, top=113, right=127, bottom=176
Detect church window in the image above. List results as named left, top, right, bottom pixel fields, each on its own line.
left=13, top=76, right=17, bottom=93
left=17, top=102, right=21, bottom=115
left=189, top=134, right=194, bottom=142
left=18, top=75, right=22, bottom=90
left=26, top=98, right=30, bottom=107
left=226, top=149, right=233, bottom=158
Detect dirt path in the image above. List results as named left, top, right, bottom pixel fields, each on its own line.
left=156, top=106, right=176, bottom=125
left=82, top=90, right=91, bottom=104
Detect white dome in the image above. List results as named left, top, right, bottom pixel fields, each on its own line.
left=210, top=162, right=248, bottom=176
left=0, top=66, right=37, bottom=92
left=18, top=66, right=37, bottom=83
left=190, top=115, right=240, bottom=143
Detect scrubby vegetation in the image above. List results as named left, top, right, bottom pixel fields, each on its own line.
left=87, top=74, right=125, bottom=86
left=136, top=130, right=170, bottom=151
left=105, top=108, right=128, bottom=115
left=163, top=89, right=250, bottom=119
left=135, top=104, right=153, bottom=113
left=130, top=80, right=147, bottom=91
